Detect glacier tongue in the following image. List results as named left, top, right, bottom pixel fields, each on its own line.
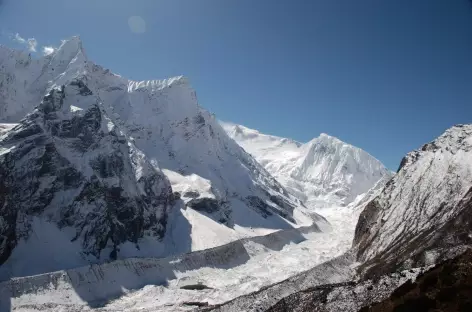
left=222, top=122, right=392, bottom=208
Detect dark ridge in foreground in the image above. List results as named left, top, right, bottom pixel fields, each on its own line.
left=360, top=249, right=472, bottom=312
left=263, top=249, right=472, bottom=312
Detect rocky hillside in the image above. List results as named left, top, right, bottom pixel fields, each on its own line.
left=354, top=124, right=472, bottom=278
left=264, top=249, right=472, bottom=312
left=361, top=249, right=472, bottom=312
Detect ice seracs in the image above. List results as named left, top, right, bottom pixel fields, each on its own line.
left=222, top=122, right=392, bottom=208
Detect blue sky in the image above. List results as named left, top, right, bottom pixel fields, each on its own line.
left=1, top=0, right=472, bottom=170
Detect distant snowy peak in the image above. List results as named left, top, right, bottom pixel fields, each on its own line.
left=224, top=122, right=301, bottom=147
left=222, top=122, right=392, bottom=208
left=220, top=122, right=301, bottom=169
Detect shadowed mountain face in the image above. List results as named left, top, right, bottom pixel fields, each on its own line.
left=263, top=250, right=472, bottom=312
left=360, top=249, right=472, bottom=312
left=0, top=80, right=174, bottom=278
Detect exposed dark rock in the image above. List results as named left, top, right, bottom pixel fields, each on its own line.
left=180, top=284, right=213, bottom=290
left=259, top=253, right=472, bottom=312
left=170, top=191, right=181, bottom=201
left=246, top=195, right=296, bottom=223
left=269, top=195, right=296, bottom=223
left=184, top=190, right=200, bottom=198
left=90, top=153, right=125, bottom=178
left=269, top=195, right=295, bottom=214
left=183, top=301, right=209, bottom=307
left=360, top=250, right=472, bottom=312
left=246, top=196, right=273, bottom=218
left=193, top=113, right=205, bottom=126
left=6, top=123, right=42, bottom=142
left=187, top=197, right=221, bottom=214
left=0, top=80, right=173, bottom=270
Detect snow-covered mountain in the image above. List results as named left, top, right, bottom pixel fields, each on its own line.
left=206, top=124, right=472, bottom=312
left=2, top=36, right=471, bottom=312
left=354, top=124, right=472, bottom=278
left=222, top=122, right=392, bottom=208
left=0, top=37, right=324, bottom=280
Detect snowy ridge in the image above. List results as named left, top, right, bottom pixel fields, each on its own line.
left=0, top=37, right=88, bottom=121
left=127, top=76, right=188, bottom=92
left=0, top=37, right=326, bottom=283
left=222, top=122, right=392, bottom=208
left=353, top=124, right=472, bottom=277
left=0, top=124, right=15, bottom=136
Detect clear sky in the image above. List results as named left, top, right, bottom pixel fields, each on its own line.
left=1, top=0, right=472, bottom=170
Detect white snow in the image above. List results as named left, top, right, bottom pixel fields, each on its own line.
left=2, top=206, right=360, bottom=312
left=0, top=37, right=333, bottom=284
left=0, top=124, right=17, bottom=135
left=0, top=36, right=394, bottom=312
left=355, top=125, right=472, bottom=263
left=222, top=122, right=392, bottom=208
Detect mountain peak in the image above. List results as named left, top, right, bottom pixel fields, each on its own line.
left=46, top=36, right=88, bottom=75
left=57, top=36, right=84, bottom=55
left=224, top=123, right=391, bottom=208
left=317, top=132, right=343, bottom=144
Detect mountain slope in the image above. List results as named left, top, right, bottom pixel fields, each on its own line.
left=0, top=80, right=175, bottom=279
left=0, top=37, right=325, bottom=280
left=0, top=37, right=88, bottom=122
left=354, top=124, right=472, bottom=278
left=222, top=122, right=392, bottom=208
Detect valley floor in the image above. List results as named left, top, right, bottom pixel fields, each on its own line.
left=9, top=207, right=360, bottom=312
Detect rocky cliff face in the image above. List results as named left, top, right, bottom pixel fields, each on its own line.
left=0, top=79, right=174, bottom=279
left=353, top=124, right=472, bottom=278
